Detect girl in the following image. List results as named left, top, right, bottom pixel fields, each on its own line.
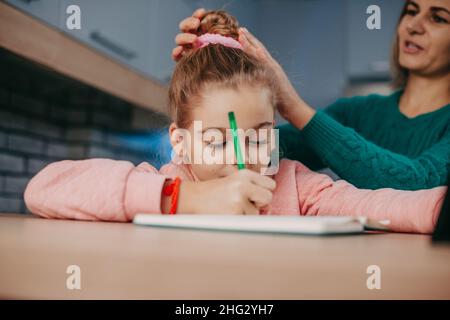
left=24, top=10, right=447, bottom=234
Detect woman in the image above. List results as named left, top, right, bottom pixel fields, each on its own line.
left=172, top=0, right=450, bottom=190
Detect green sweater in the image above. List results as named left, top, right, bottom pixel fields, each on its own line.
left=278, top=90, right=450, bottom=190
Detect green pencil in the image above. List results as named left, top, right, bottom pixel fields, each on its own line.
left=228, top=111, right=245, bottom=170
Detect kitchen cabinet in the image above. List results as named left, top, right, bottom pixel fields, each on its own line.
left=58, top=0, right=158, bottom=81
left=4, top=0, right=257, bottom=83
left=4, top=0, right=194, bottom=83
left=5, top=0, right=60, bottom=27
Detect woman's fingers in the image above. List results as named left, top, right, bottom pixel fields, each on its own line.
left=241, top=28, right=266, bottom=50
left=173, top=9, right=206, bottom=61
left=179, top=16, right=201, bottom=33
left=171, top=46, right=184, bottom=61
left=239, top=32, right=258, bottom=57
left=173, top=33, right=198, bottom=61
left=179, top=8, right=206, bottom=32
left=192, top=8, right=206, bottom=19
left=238, top=28, right=270, bottom=62
left=175, top=33, right=198, bottom=46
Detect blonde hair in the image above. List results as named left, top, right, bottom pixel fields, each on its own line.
left=168, top=10, right=277, bottom=128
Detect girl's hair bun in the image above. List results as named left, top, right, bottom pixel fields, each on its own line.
left=169, top=10, right=277, bottom=128
left=198, top=10, right=240, bottom=40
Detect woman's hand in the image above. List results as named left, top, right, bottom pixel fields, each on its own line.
left=173, top=8, right=316, bottom=129
left=238, top=28, right=316, bottom=128
left=175, top=169, right=276, bottom=215
left=171, top=8, right=206, bottom=61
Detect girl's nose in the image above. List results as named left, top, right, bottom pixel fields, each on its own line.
left=225, top=139, right=238, bottom=165
left=225, top=135, right=248, bottom=166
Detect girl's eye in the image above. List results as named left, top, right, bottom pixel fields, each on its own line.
left=249, top=140, right=268, bottom=146
left=208, top=141, right=227, bottom=149
left=432, top=14, right=448, bottom=23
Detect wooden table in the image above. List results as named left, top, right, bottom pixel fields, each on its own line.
left=1, top=214, right=449, bottom=299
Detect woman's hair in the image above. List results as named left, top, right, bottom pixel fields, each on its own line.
left=391, top=1, right=410, bottom=89
left=168, top=10, right=277, bottom=128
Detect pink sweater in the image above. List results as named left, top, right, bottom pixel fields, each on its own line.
left=24, top=158, right=447, bottom=234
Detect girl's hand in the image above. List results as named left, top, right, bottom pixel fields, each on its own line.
left=176, top=169, right=276, bottom=215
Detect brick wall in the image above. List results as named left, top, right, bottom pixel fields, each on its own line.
left=0, top=48, right=171, bottom=214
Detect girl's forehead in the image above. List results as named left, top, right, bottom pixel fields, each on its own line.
left=198, top=121, right=273, bottom=136
left=190, top=85, right=274, bottom=129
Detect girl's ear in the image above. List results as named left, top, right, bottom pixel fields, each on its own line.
left=169, top=122, right=190, bottom=159
left=168, top=122, right=181, bottom=149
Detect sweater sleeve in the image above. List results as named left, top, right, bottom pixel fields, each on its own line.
left=277, top=123, right=326, bottom=171
left=302, top=111, right=450, bottom=190
left=24, top=158, right=167, bottom=222
left=294, top=163, right=447, bottom=234
left=277, top=96, right=355, bottom=171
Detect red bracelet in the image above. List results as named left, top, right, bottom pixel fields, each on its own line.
left=162, top=177, right=181, bottom=215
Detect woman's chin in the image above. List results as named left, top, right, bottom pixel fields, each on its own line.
left=399, top=57, right=429, bottom=74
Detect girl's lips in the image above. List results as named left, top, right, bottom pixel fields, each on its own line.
left=403, top=40, right=424, bottom=54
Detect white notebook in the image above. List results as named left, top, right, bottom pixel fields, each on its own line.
left=133, top=214, right=390, bottom=235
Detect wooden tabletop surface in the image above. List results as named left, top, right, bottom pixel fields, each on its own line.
left=1, top=213, right=449, bottom=299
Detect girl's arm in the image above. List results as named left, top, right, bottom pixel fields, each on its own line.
left=24, top=159, right=277, bottom=220
left=24, top=159, right=167, bottom=221
left=295, top=163, right=447, bottom=234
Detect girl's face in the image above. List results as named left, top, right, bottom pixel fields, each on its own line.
left=170, top=84, right=275, bottom=181
left=397, top=0, right=450, bottom=77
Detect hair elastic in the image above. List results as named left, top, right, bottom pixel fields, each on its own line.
left=195, top=33, right=243, bottom=50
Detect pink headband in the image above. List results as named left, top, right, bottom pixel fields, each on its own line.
left=195, top=33, right=243, bottom=50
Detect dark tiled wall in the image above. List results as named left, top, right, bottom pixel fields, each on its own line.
left=0, top=49, right=170, bottom=214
